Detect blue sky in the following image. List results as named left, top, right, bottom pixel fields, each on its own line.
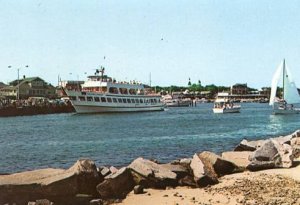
left=1, top=0, right=300, bottom=88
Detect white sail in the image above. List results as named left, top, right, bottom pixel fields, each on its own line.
left=283, top=63, right=300, bottom=104
left=269, top=61, right=283, bottom=106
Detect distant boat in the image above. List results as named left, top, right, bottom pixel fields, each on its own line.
left=269, top=59, right=300, bottom=114
left=213, top=98, right=241, bottom=114
left=195, top=98, right=208, bottom=103
left=162, top=95, right=191, bottom=107
left=213, top=93, right=240, bottom=114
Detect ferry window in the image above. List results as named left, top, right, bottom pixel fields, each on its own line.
left=129, top=89, right=137, bottom=95
left=94, top=97, right=100, bottom=102
left=122, top=99, right=127, bottom=103
left=109, top=87, right=119, bottom=94
left=154, top=99, right=157, bottom=103
left=118, top=98, right=122, bottom=103
left=113, top=98, right=117, bottom=103
left=140, top=99, right=143, bottom=103
left=150, top=99, right=154, bottom=103
left=135, top=99, right=139, bottom=103
left=87, top=97, right=93, bottom=101
left=107, top=97, right=112, bottom=103
left=158, top=99, right=160, bottom=102
left=70, top=96, right=76, bottom=101
left=99, top=87, right=107, bottom=93
left=101, top=97, right=106, bottom=102
left=119, top=88, right=128, bottom=94
left=137, top=89, right=144, bottom=95
left=79, top=96, right=86, bottom=101
left=127, top=99, right=131, bottom=103
left=131, top=99, right=135, bottom=103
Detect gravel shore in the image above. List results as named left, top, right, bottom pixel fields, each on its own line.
left=116, top=161, right=300, bottom=205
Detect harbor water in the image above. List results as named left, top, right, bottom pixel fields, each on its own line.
left=1, top=103, right=300, bottom=174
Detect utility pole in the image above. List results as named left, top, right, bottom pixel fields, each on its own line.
left=8, top=65, right=28, bottom=100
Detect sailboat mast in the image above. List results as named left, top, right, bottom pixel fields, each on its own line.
left=283, top=59, right=285, bottom=100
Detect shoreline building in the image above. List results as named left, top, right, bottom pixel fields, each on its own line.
left=222, top=83, right=270, bottom=101
left=0, top=77, right=56, bottom=99
left=231, top=83, right=248, bottom=95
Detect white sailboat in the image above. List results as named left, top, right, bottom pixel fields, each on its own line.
left=269, top=59, right=300, bottom=114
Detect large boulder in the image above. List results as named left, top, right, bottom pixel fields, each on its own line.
left=198, top=151, right=239, bottom=177
left=289, top=132, right=300, bottom=158
left=292, top=145, right=300, bottom=158
left=190, top=153, right=218, bottom=187
left=128, top=157, right=177, bottom=188
left=160, top=163, right=189, bottom=178
left=272, top=130, right=300, bottom=145
left=0, top=159, right=101, bottom=205
left=234, top=139, right=265, bottom=151
left=247, top=160, right=275, bottom=171
left=291, top=137, right=300, bottom=147
left=179, top=158, right=192, bottom=166
left=67, top=159, right=102, bottom=195
left=178, top=175, right=197, bottom=187
left=248, top=139, right=294, bottom=171
left=273, top=134, right=294, bottom=145
left=170, top=158, right=192, bottom=167
left=250, top=140, right=279, bottom=161
left=160, top=162, right=193, bottom=186
left=235, top=130, right=300, bottom=152
left=291, top=129, right=300, bottom=138
left=279, top=143, right=294, bottom=168
left=96, top=167, right=134, bottom=199
left=221, top=151, right=252, bottom=169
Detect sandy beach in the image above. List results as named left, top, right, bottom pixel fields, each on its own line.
left=116, top=161, right=300, bottom=205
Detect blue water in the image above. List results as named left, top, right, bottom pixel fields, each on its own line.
left=0, top=103, right=299, bottom=174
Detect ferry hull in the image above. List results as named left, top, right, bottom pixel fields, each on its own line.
left=72, top=104, right=164, bottom=113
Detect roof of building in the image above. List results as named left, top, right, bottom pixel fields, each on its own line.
left=232, top=83, right=248, bottom=87
left=10, top=77, right=45, bottom=86
left=0, top=82, right=7, bottom=87
left=23, top=77, right=41, bottom=81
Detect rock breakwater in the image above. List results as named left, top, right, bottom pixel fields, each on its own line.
left=1, top=130, right=300, bottom=205
left=0, top=104, right=74, bottom=117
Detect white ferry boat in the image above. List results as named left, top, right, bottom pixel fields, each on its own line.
left=64, top=68, right=164, bottom=113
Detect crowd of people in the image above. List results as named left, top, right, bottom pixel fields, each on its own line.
left=0, top=97, right=70, bottom=109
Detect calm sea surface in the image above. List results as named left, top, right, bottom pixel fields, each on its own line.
left=0, top=103, right=299, bottom=173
